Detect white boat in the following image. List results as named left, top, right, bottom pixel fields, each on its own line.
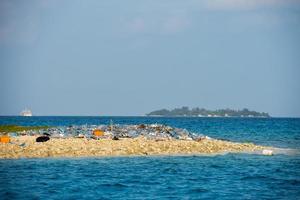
left=20, top=109, right=32, bottom=116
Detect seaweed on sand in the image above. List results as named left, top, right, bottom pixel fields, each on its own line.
left=0, top=125, right=50, bottom=134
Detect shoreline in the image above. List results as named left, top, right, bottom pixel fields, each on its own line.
left=0, top=136, right=273, bottom=159
left=0, top=152, right=266, bottom=160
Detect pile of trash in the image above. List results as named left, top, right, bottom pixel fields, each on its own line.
left=6, top=124, right=208, bottom=141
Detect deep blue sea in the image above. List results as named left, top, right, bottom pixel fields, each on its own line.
left=0, top=117, right=300, bottom=199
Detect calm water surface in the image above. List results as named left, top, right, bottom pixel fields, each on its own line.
left=0, top=117, right=299, bottom=199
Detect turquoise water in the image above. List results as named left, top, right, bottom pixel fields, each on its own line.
left=0, top=117, right=300, bottom=199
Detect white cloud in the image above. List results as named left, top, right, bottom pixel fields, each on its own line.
left=204, top=0, right=300, bottom=10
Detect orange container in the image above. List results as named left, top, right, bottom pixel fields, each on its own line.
left=0, top=135, right=10, bottom=143
left=93, top=129, right=104, bottom=137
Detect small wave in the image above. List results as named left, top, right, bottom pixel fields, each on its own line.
left=271, top=148, right=300, bottom=156
left=100, top=183, right=128, bottom=188
left=240, top=175, right=280, bottom=181
left=189, top=188, right=209, bottom=193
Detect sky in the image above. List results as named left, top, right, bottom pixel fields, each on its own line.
left=0, top=0, right=300, bottom=117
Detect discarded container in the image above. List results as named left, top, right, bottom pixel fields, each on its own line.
left=0, top=135, right=10, bottom=143
left=262, top=149, right=273, bottom=156
left=93, top=129, right=104, bottom=137
left=52, top=133, right=65, bottom=138
left=76, top=134, right=85, bottom=138
left=8, top=132, right=18, bottom=137
left=112, top=136, right=119, bottom=140
left=19, top=143, right=26, bottom=147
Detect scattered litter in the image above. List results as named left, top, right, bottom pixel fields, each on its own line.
left=36, top=136, right=50, bottom=143
left=43, top=133, right=51, bottom=136
left=8, top=132, right=18, bottom=137
left=93, top=129, right=104, bottom=137
left=112, top=136, right=119, bottom=140
left=0, top=135, right=10, bottom=143
left=76, top=134, right=85, bottom=138
left=4, top=124, right=207, bottom=141
left=19, top=143, right=26, bottom=147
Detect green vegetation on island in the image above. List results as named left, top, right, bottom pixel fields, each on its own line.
left=146, top=107, right=270, bottom=117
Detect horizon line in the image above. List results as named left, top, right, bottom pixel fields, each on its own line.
left=0, top=115, right=300, bottom=119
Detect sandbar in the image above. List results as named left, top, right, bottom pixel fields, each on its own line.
left=0, top=136, right=270, bottom=159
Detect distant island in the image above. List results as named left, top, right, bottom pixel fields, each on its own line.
left=146, top=107, right=270, bottom=118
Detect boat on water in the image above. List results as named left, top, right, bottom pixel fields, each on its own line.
left=20, top=109, right=32, bottom=117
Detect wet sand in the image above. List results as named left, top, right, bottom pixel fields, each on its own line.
left=0, top=136, right=272, bottom=159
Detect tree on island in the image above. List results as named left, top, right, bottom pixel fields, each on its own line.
left=146, top=107, right=270, bottom=117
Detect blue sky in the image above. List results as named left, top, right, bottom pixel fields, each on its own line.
left=0, top=0, right=299, bottom=117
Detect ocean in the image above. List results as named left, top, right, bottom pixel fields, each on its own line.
left=0, top=117, right=300, bottom=199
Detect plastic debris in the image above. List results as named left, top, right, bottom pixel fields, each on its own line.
left=19, top=143, right=26, bottom=147
left=0, top=135, right=10, bottom=143
left=8, top=132, right=18, bottom=137
left=112, top=136, right=119, bottom=140
left=5, top=124, right=207, bottom=141
left=93, top=129, right=104, bottom=137
left=76, top=134, right=85, bottom=138
left=36, top=136, right=50, bottom=143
